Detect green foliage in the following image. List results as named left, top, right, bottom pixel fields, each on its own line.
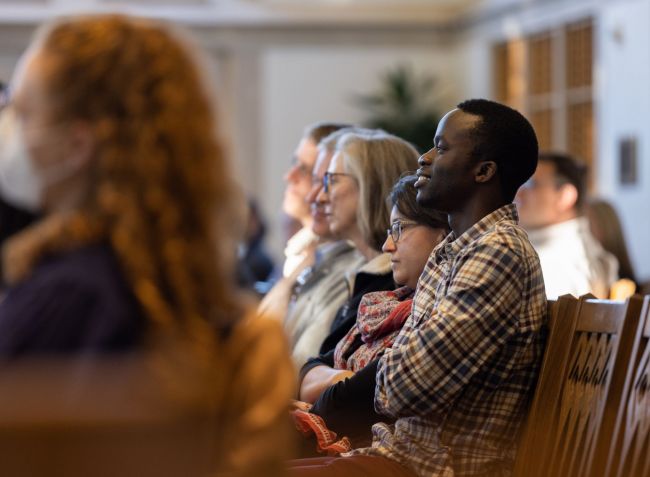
left=354, top=65, right=441, bottom=154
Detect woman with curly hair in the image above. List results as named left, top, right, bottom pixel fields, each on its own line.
left=0, top=14, right=292, bottom=475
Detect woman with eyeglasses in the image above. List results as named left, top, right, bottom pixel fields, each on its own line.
left=317, top=131, right=421, bottom=354
left=0, top=14, right=292, bottom=475
left=288, top=130, right=419, bottom=368
left=292, top=174, right=449, bottom=454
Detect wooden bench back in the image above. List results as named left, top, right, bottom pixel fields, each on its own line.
left=597, top=295, right=650, bottom=477
left=514, top=295, right=577, bottom=477
left=0, top=354, right=220, bottom=477
left=515, top=294, right=646, bottom=477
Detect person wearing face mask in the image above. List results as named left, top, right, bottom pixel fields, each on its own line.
left=0, top=108, right=40, bottom=287
left=0, top=15, right=293, bottom=476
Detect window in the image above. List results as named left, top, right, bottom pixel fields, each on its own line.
left=494, top=19, right=594, bottom=171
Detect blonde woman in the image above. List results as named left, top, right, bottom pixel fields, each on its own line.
left=297, top=131, right=419, bottom=392
left=0, top=14, right=292, bottom=475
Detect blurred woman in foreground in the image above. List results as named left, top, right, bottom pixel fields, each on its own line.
left=0, top=14, right=292, bottom=475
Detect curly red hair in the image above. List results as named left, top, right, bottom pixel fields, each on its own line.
left=4, top=15, right=243, bottom=340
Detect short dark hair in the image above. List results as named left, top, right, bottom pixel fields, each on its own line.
left=389, top=174, right=450, bottom=233
left=304, top=122, right=353, bottom=144
left=539, top=152, right=588, bottom=209
left=456, top=99, right=538, bottom=202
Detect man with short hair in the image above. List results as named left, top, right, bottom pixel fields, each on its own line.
left=515, top=152, right=618, bottom=298
left=281, top=122, right=350, bottom=278
left=288, top=99, right=547, bottom=477
left=259, top=124, right=363, bottom=367
left=283, top=128, right=368, bottom=367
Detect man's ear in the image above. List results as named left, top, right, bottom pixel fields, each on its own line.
left=557, top=183, right=579, bottom=212
left=475, top=161, right=498, bottom=184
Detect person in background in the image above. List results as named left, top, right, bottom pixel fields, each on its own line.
left=294, top=174, right=449, bottom=453
left=515, top=152, right=618, bottom=299
left=0, top=81, right=8, bottom=109
left=237, top=197, right=276, bottom=292
left=299, top=131, right=419, bottom=367
left=260, top=127, right=366, bottom=365
left=586, top=198, right=638, bottom=298
left=289, top=98, right=546, bottom=477
left=0, top=14, right=293, bottom=475
left=280, top=122, right=351, bottom=279
left=0, top=82, right=40, bottom=288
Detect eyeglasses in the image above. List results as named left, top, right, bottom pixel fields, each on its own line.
left=387, top=219, right=419, bottom=243
left=322, top=172, right=355, bottom=193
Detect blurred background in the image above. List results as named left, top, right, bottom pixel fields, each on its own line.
left=0, top=0, right=646, bottom=282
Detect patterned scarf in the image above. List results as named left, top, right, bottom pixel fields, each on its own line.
left=333, top=286, right=414, bottom=371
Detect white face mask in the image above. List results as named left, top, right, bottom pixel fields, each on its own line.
left=0, top=108, right=88, bottom=213
left=0, top=108, right=42, bottom=212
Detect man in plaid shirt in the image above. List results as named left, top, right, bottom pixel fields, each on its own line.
left=288, top=99, right=546, bottom=477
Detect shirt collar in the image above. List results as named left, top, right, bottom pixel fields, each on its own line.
left=526, top=216, right=587, bottom=246
left=284, top=226, right=318, bottom=256
left=435, top=204, right=519, bottom=262
left=315, top=240, right=354, bottom=263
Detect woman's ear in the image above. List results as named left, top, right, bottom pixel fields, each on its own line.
left=475, top=161, right=498, bottom=183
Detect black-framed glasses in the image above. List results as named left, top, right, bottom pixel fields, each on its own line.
left=387, top=220, right=419, bottom=243
left=323, top=172, right=355, bottom=193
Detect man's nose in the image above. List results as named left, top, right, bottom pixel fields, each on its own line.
left=418, top=149, right=434, bottom=166
left=284, top=164, right=299, bottom=183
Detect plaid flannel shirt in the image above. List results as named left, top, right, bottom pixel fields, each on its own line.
left=348, top=204, right=547, bottom=477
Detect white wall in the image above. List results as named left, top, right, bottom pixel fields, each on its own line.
left=460, top=0, right=650, bottom=281
left=259, top=44, right=463, bottom=258
left=597, top=0, right=650, bottom=281
left=0, top=0, right=647, bottom=280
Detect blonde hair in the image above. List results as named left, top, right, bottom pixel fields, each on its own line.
left=4, top=15, right=242, bottom=340
left=337, top=131, right=419, bottom=251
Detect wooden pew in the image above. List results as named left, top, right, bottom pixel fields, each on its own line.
left=0, top=353, right=220, bottom=477
left=514, top=294, right=646, bottom=477
left=596, top=295, right=650, bottom=477
left=514, top=295, right=578, bottom=477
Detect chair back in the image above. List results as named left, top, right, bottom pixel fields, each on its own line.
left=514, top=294, right=644, bottom=477
left=597, top=295, right=650, bottom=477
left=0, top=353, right=220, bottom=477
left=514, top=295, right=579, bottom=477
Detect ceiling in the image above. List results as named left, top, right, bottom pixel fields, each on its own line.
left=0, top=0, right=485, bottom=27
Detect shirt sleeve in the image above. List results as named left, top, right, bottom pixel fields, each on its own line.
left=375, top=239, right=525, bottom=419
left=310, top=359, right=382, bottom=440
left=298, top=349, right=336, bottom=387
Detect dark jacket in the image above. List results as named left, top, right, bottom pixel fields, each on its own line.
left=0, top=242, right=145, bottom=357
left=300, top=268, right=395, bottom=446
left=318, top=269, right=394, bottom=355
